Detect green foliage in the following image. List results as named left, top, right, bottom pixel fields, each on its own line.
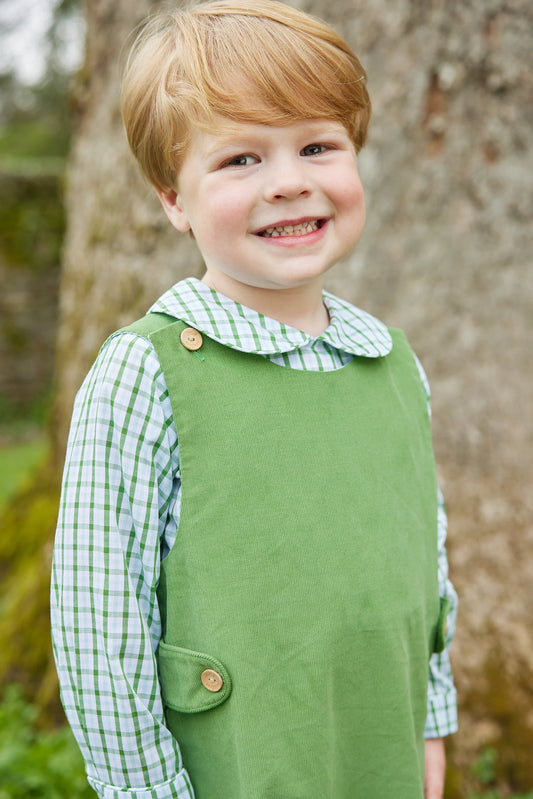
left=0, top=455, right=61, bottom=719
left=0, top=685, right=95, bottom=799
left=446, top=743, right=533, bottom=799
left=0, top=0, right=80, bottom=161
left=0, top=388, right=52, bottom=437
left=0, top=436, right=47, bottom=508
left=470, top=747, right=499, bottom=786
left=0, top=67, right=72, bottom=170
left=0, top=119, right=69, bottom=163
left=469, top=658, right=533, bottom=792
left=466, top=747, right=533, bottom=798
left=0, top=169, right=65, bottom=270
left=0, top=0, right=72, bottom=271
left=468, top=793, right=533, bottom=799
left=444, top=647, right=533, bottom=799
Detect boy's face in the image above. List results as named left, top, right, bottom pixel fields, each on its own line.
left=158, top=117, right=365, bottom=307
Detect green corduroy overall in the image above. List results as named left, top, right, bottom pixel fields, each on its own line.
left=124, top=313, right=448, bottom=799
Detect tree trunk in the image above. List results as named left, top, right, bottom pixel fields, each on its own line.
left=54, top=0, right=533, bottom=792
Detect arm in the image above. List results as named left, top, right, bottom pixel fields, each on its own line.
left=424, top=738, right=446, bottom=799
left=413, top=356, right=457, bottom=795
left=425, top=487, right=458, bottom=738
left=422, top=489, right=458, bottom=797
left=51, top=333, right=194, bottom=799
left=414, top=356, right=457, bottom=797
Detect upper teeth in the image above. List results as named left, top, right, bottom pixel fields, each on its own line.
left=260, top=220, right=320, bottom=237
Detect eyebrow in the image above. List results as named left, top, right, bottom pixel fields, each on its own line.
left=205, top=139, right=249, bottom=159
left=201, top=120, right=350, bottom=163
left=203, top=128, right=264, bottom=158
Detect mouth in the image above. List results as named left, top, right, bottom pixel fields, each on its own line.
left=255, top=218, right=327, bottom=238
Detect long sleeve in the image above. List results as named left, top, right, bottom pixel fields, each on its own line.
left=50, top=333, right=194, bottom=799
left=424, top=488, right=458, bottom=737
left=414, top=355, right=458, bottom=738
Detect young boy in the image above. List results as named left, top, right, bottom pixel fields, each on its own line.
left=51, top=2, right=457, bottom=797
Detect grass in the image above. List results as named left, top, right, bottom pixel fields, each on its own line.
left=468, top=793, right=533, bottom=799
left=0, top=685, right=95, bottom=799
left=464, top=747, right=533, bottom=798
left=0, top=435, right=47, bottom=508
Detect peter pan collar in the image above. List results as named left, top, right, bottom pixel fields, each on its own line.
left=149, top=277, right=392, bottom=359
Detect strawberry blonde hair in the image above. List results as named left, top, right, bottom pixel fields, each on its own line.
left=121, top=0, right=371, bottom=190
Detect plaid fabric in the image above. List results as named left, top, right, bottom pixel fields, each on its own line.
left=51, top=278, right=457, bottom=798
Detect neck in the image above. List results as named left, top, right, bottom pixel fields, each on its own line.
left=201, top=275, right=330, bottom=336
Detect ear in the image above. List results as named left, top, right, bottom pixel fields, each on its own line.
left=156, top=187, right=191, bottom=233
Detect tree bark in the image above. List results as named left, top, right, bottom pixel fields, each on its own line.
left=54, top=0, right=533, bottom=791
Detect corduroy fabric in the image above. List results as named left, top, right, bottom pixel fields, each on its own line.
left=127, top=313, right=441, bottom=799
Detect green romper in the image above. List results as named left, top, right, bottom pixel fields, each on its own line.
left=125, top=314, right=448, bottom=799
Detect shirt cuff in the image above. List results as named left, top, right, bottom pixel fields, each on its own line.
left=424, top=687, right=458, bottom=738
left=87, top=769, right=194, bottom=799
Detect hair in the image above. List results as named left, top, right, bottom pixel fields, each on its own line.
left=121, top=0, right=371, bottom=191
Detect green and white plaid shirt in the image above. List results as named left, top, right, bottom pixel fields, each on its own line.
left=51, top=278, right=457, bottom=799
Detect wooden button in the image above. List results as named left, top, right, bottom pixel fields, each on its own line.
left=444, top=619, right=449, bottom=636
left=180, top=327, right=203, bottom=351
left=201, top=669, right=223, bottom=692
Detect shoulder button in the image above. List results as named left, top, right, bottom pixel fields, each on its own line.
left=180, top=327, right=203, bottom=351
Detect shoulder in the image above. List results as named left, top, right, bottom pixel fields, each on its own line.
left=75, top=327, right=167, bottom=417
left=97, top=328, right=162, bottom=383
left=383, top=329, right=433, bottom=418
left=387, top=329, right=429, bottom=386
left=411, top=351, right=431, bottom=404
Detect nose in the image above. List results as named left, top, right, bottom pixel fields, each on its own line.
left=263, top=156, right=312, bottom=202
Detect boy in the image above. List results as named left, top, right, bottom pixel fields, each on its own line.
left=51, top=1, right=457, bottom=797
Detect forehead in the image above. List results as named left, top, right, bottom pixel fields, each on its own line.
left=187, top=117, right=351, bottom=158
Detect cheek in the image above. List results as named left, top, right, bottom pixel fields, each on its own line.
left=203, top=184, right=253, bottom=236
left=335, top=173, right=366, bottom=249
left=353, top=182, right=366, bottom=223
left=337, top=171, right=365, bottom=215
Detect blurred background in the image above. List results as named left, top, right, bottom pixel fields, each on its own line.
left=0, top=0, right=531, bottom=797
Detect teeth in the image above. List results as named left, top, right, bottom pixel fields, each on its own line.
left=260, top=220, right=320, bottom=237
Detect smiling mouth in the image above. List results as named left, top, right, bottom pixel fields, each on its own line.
left=256, top=219, right=325, bottom=238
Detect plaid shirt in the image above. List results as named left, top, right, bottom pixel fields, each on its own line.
left=51, top=278, right=457, bottom=799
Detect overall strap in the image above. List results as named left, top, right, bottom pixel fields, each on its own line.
left=119, top=311, right=179, bottom=339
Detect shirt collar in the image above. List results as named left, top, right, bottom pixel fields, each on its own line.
left=149, top=277, right=392, bottom=359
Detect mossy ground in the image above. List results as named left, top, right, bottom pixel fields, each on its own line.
left=0, top=436, right=47, bottom=506
left=445, top=655, right=533, bottom=798
left=0, top=434, right=62, bottom=721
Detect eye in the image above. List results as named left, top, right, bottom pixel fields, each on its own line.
left=223, top=153, right=258, bottom=167
left=301, top=143, right=328, bottom=157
